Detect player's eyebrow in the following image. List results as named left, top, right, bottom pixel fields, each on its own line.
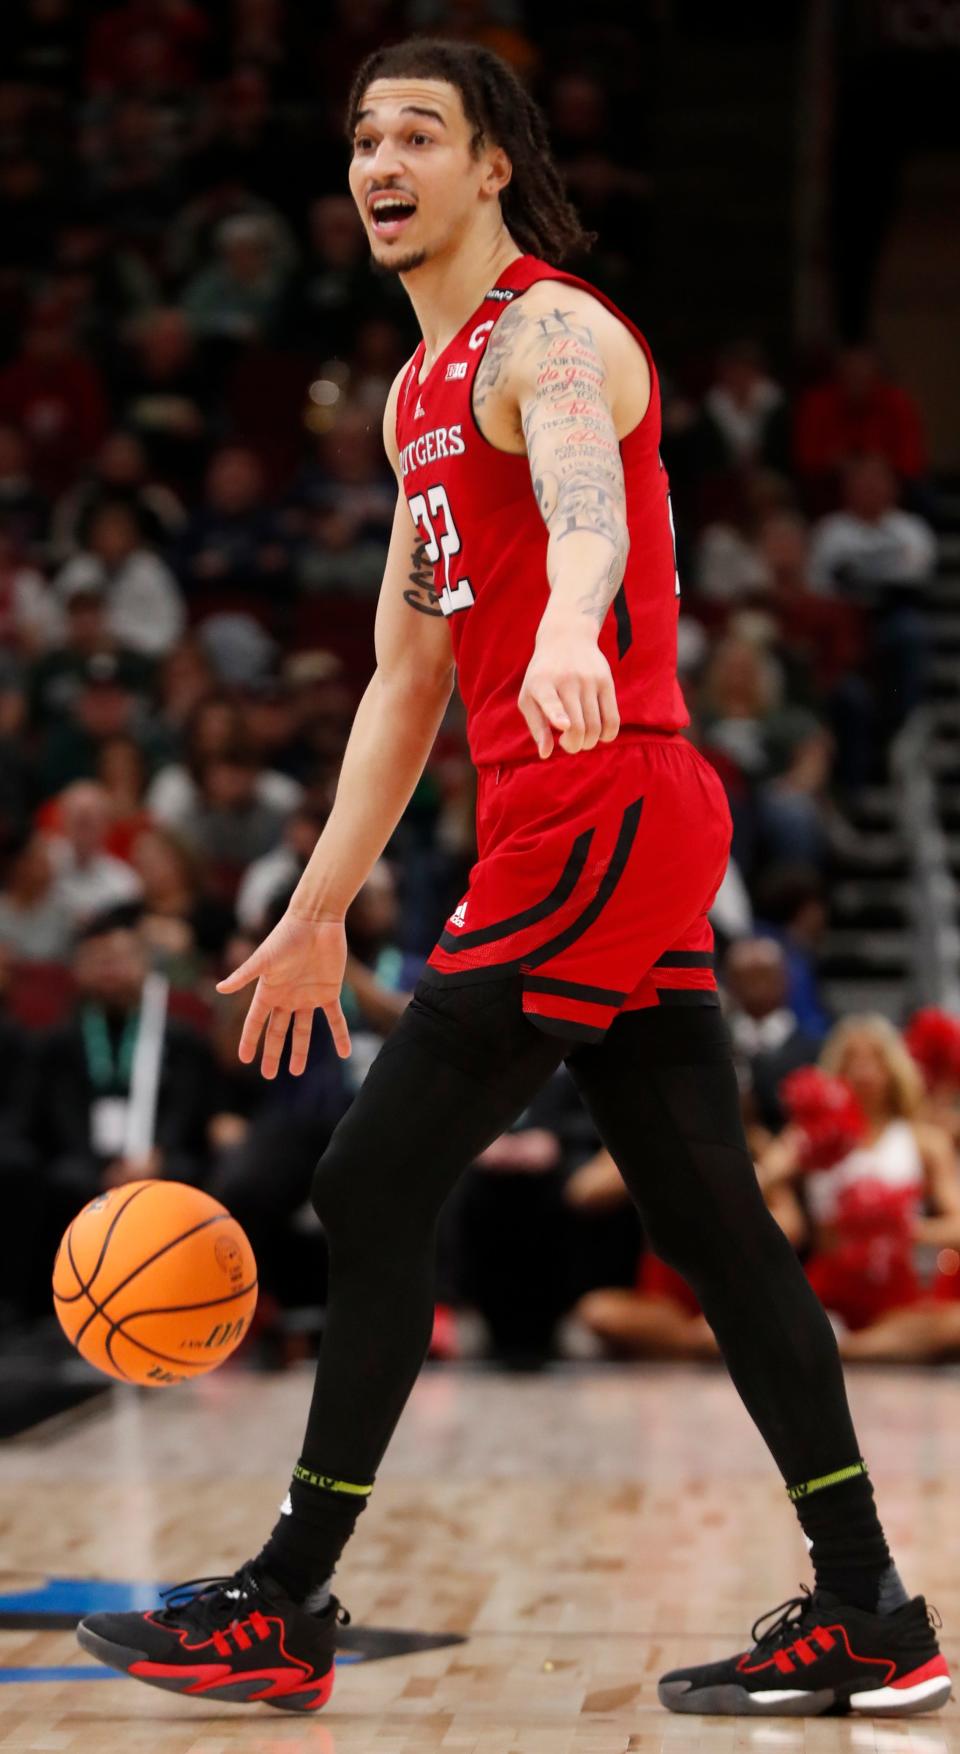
left=354, top=105, right=447, bottom=129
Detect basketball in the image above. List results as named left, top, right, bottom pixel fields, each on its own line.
left=52, top=1181, right=258, bottom=1388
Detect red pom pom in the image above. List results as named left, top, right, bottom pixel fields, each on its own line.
left=904, top=1008, right=960, bottom=1090
left=779, top=1066, right=868, bottom=1171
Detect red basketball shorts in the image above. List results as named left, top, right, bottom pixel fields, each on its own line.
left=424, top=732, right=732, bottom=1042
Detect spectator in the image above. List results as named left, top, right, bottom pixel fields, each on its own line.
left=131, top=823, right=234, bottom=974
left=31, top=905, right=216, bottom=1230
left=762, top=1016, right=960, bottom=1362
left=176, top=747, right=293, bottom=890
left=0, top=426, right=49, bottom=556
left=95, top=733, right=153, bottom=861
left=277, top=648, right=355, bottom=787
left=115, top=308, right=209, bottom=493
left=180, top=213, right=291, bottom=345
left=794, top=345, right=927, bottom=498
left=11, top=0, right=85, bottom=96
left=53, top=500, right=186, bottom=658
left=35, top=651, right=145, bottom=796
left=696, top=341, right=790, bottom=477
left=723, top=936, right=824, bottom=1133
left=0, top=524, right=60, bottom=654
left=697, top=636, right=832, bottom=872
left=0, top=300, right=109, bottom=496
left=753, top=863, right=832, bottom=1039
left=235, top=801, right=328, bottom=932
left=49, top=208, right=160, bottom=359
left=154, top=639, right=216, bottom=740
left=46, top=780, right=143, bottom=926
left=146, top=691, right=302, bottom=828
left=28, top=579, right=154, bottom=729
left=50, top=429, right=186, bottom=563
left=292, top=404, right=394, bottom=596
left=85, top=0, right=211, bottom=93
left=547, top=71, right=648, bottom=251
left=0, top=830, right=73, bottom=963
left=759, top=511, right=865, bottom=694
left=810, top=456, right=933, bottom=739
left=754, top=510, right=870, bottom=789
left=174, top=446, right=294, bottom=600
left=289, top=194, right=404, bottom=353
left=341, top=859, right=423, bottom=1088
left=809, top=455, right=937, bottom=598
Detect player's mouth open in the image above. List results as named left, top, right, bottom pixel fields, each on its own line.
left=369, top=194, right=418, bottom=238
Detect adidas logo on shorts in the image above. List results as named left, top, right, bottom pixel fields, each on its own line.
left=450, top=901, right=468, bottom=929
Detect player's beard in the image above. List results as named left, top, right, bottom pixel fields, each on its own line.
left=374, top=246, right=429, bottom=276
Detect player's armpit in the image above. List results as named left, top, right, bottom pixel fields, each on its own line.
left=489, top=289, right=631, bottom=632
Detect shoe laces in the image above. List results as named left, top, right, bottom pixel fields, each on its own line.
left=155, top=1564, right=263, bottom=1636
left=155, top=1565, right=352, bottom=1636
left=750, top=1584, right=820, bottom=1654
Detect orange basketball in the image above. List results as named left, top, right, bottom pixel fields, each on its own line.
left=52, top=1181, right=258, bottom=1387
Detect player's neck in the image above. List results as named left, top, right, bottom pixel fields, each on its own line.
left=402, top=228, right=521, bottom=370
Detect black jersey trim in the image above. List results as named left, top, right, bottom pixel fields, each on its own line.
left=436, top=826, right=594, bottom=953
left=521, top=974, right=627, bottom=1006
left=612, top=586, right=633, bottom=659
left=654, top=950, right=714, bottom=969
left=526, top=1014, right=607, bottom=1044
left=655, top=988, right=721, bottom=1008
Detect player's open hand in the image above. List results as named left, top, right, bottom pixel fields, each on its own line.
left=216, top=910, right=351, bottom=1077
left=519, top=623, right=620, bottom=758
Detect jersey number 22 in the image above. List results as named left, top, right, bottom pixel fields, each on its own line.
left=409, top=485, right=475, bottom=618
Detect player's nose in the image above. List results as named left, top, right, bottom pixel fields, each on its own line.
left=368, top=138, right=407, bottom=180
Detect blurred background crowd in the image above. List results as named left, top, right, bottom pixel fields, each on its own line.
left=3, top=0, right=960, bottom=1381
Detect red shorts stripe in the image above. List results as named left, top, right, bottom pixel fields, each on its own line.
left=426, top=736, right=731, bottom=1040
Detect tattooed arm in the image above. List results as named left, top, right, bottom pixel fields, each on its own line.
left=479, top=289, right=628, bottom=757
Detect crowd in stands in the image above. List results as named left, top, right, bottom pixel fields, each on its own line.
left=1, top=0, right=957, bottom=1367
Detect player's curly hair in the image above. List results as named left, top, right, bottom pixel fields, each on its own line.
left=345, top=38, right=594, bottom=265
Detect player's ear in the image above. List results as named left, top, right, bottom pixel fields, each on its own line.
left=482, top=144, right=512, bottom=198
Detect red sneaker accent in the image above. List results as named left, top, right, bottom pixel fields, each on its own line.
left=130, top=1661, right=320, bottom=1701
left=130, top=1661, right=230, bottom=1688
left=891, top=1655, right=951, bottom=1690
left=268, top=1666, right=336, bottom=1712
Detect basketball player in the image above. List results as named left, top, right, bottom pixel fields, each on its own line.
left=78, top=40, right=950, bottom=1718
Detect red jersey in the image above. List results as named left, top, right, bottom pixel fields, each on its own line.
left=395, top=253, right=688, bottom=768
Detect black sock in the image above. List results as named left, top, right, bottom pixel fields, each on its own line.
left=788, top=1461, right=908, bottom=1613
left=256, top=1460, right=373, bottom=1604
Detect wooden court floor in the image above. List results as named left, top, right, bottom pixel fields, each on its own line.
left=1, top=1362, right=958, bottom=1753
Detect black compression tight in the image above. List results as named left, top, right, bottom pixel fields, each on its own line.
left=299, top=978, right=860, bottom=1487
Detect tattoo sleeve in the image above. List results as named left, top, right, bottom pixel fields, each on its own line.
left=476, top=302, right=629, bottom=628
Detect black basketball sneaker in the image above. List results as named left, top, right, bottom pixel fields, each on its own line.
left=76, top=1564, right=347, bottom=1712
left=659, top=1586, right=951, bottom=1717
